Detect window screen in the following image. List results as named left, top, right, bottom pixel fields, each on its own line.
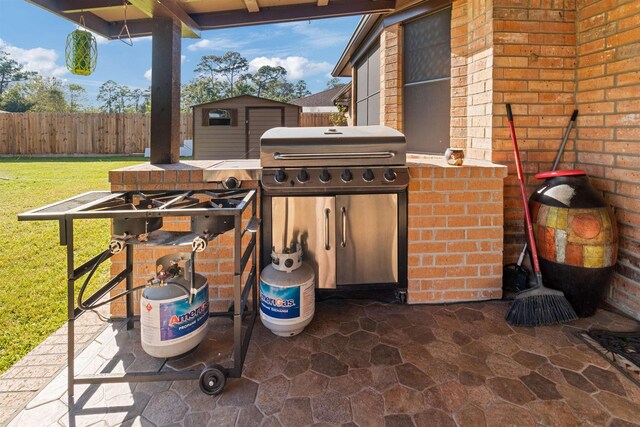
left=403, top=8, right=451, bottom=153
left=355, top=44, right=381, bottom=126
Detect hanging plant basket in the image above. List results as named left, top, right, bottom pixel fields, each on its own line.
left=65, top=29, right=98, bottom=76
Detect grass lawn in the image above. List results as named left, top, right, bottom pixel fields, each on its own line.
left=0, top=157, right=146, bottom=374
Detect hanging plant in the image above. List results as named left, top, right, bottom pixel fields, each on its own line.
left=65, top=17, right=98, bottom=76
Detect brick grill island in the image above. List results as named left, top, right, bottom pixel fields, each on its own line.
left=108, top=156, right=506, bottom=317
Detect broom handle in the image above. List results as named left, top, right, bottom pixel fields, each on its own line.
left=506, top=104, right=541, bottom=274
left=551, top=109, right=579, bottom=171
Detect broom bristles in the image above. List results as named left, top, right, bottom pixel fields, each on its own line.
left=506, top=290, right=577, bottom=327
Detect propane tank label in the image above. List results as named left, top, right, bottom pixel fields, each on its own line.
left=260, top=281, right=301, bottom=319
left=157, top=286, right=209, bottom=342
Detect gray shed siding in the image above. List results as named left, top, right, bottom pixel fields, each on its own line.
left=193, top=96, right=300, bottom=160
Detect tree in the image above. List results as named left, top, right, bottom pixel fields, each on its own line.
left=292, top=80, right=311, bottom=99
left=181, top=76, right=224, bottom=111
left=97, top=80, right=120, bottom=112
left=0, top=83, right=32, bottom=112
left=97, top=80, right=134, bottom=113
left=326, top=77, right=342, bottom=89
left=67, top=83, right=86, bottom=111
left=251, top=65, right=287, bottom=98
left=194, top=51, right=248, bottom=97
left=0, top=50, right=35, bottom=96
left=1, top=75, right=69, bottom=112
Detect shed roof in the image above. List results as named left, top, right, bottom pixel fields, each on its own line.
left=191, top=94, right=301, bottom=109
left=289, top=85, right=347, bottom=107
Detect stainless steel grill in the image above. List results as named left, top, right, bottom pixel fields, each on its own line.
left=260, top=126, right=408, bottom=302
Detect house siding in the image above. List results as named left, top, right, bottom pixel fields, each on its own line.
left=362, top=0, right=640, bottom=317
left=575, top=0, right=640, bottom=317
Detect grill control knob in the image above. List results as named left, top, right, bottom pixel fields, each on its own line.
left=341, top=169, right=353, bottom=182
left=362, top=169, right=375, bottom=182
left=275, top=170, right=288, bottom=183
left=297, top=169, right=309, bottom=183
left=384, top=168, right=397, bottom=182
left=319, top=169, right=331, bottom=183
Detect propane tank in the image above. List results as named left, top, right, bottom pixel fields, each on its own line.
left=140, top=253, right=209, bottom=358
left=260, top=244, right=315, bottom=337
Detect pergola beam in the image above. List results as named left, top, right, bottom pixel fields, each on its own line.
left=127, top=0, right=200, bottom=38
left=243, top=0, right=260, bottom=13
left=195, top=0, right=396, bottom=30
left=27, top=0, right=115, bottom=38
left=58, top=0, right=126, bottom=13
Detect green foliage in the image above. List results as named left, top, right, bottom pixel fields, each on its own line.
left=0, top=157, right=145, bottom=374
left=0, top=49, right=36, bottom=96
left=67, top=83, right=87, bottom=112
left=194, top=52, right=248, bottom=98
left=183, top=51, right=313, bottom=106
left=330, top=104, right=348, bottom=126
left=97, top=80, right=148, bottom=113
left=1, top=75, right=69, bottom=112
left=326, top=77, right=342, bottom=89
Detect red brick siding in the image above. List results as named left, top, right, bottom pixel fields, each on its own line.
left=451, top=0, right=496, bottom=160
left=109, top=165, right=257, bottom=318
left=490, top=0, right=578, bottom=266
left=576, top=0, right=640, bottom=317
left=380, top=24, right=403, bottom=130
left=407, top=160, right=507, bottom=303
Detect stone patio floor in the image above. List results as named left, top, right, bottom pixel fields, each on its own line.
left=4, top=299, right=640, bottom=427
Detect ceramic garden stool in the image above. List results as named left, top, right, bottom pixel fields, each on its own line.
left=529, top=170, right=618, bottom=317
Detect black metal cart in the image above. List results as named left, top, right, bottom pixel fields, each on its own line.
left=18, top=188, right=259, bottom=400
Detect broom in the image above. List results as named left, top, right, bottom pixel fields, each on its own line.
left=504, top=104, right=578, bottom=327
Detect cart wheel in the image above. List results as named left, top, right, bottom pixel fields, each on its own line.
left=199, top=365, right=226, bottom=395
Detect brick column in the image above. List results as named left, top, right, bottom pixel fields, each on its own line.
left=380, top=23, right=403, bottom=130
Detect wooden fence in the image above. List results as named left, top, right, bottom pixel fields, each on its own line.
left=300, top=112, right=333, bottom=127
left=0, top=113, right=193, bottom=155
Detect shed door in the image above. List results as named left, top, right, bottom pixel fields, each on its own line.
left=246, top=108, right=284, bottom=159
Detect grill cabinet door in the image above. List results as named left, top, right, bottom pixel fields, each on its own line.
left=271, top=196, right=336, bottom=289
left=336, top=194, right=398, bottom=285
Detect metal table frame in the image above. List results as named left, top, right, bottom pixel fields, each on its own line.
left=19, top=189, right=259, bottom=401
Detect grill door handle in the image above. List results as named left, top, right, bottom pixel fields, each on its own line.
left=341, top=207, right=347, bottom=247
left=273, top=151, right=395, bottom=160
left=324, top=208, right=330, bottom=250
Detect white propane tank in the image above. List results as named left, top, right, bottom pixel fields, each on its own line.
left=260, top=244, right=315, bottom=337
left=140, top=254, right=209, bottom=358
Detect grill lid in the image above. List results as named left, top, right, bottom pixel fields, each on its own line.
left=260, top=125, right=406, bottom=168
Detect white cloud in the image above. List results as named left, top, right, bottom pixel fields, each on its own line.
left=144, top=69, right=152, bottom=80
left=187, top=37, right=247, bottom=52
left=249, top=56, right=332, bottom=80
left=181, top=55, right=186, bottom=64
left=0, top=38, right=67, bottom=77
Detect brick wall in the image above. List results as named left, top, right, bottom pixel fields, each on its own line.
left=451, top=0, right=495, bottom=160
left=407, top=157, right=507, bottom=303
left=380, top=24, right=404, bottom=129
left=490, top=0, right=578, bottom=265
left=109, top=163, right=258, bottom=317
left=575, top=0, right=640, bottom=317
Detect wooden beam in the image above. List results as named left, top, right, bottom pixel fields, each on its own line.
left=127, top=0, right=200, bottom=38
left=317, top=0, right=329, bottom=6
left=194, top=0, right=396, bottom=30
left=244, top=0, right=260, bottom=13
left=150, top=16, right=181, bottom=164
left=58, top=0, right=126, bottom=13
left=27, top=0, right=115, bottom=38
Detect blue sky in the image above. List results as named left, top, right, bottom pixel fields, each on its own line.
left=0, top=0, right=358, bottom=105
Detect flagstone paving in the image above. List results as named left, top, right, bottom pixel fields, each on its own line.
left=4, top=300, right=640, bottom=426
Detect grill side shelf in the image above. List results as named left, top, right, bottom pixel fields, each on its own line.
left=18, top=191, right=124, bottom=221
